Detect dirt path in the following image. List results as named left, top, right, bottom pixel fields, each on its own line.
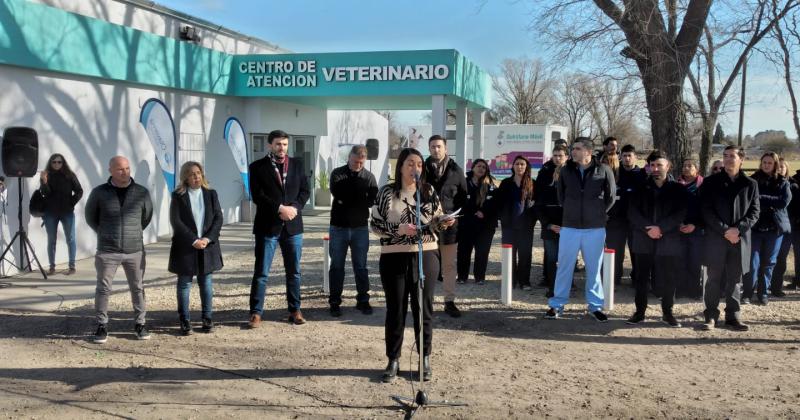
left=1, top=231, right=799, bottom=419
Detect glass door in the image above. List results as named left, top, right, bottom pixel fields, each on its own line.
left=290, top=135, right=316, bottom=207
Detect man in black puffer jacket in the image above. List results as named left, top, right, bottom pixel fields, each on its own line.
left=424, top=135, right=467, bottom=318
left=85, top=156, right=154, bottom=344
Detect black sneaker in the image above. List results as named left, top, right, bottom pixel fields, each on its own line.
left=444, top=301, right=461, bottom=318
left=93, top=324, right=108, bottom=344
left=591, top=311, right=608, bottom=323
left=456, top=278, right=467, bottom=285
left=626, top=312, right=645, bottom=325
left=201, top=318, right=214, bottom=333
left=356, top=302, right=373, bottom=315
left=329, top=305, right=342, bottom=317
left=179, top=319, right=192, bottom=336
left=723, top=319, right=750, bottom=331
left=544, top=308, right=560, bottom=320
left=757, top=295, right=769, bottom=306
left=476, top=279, right=485, bottom=285
left=741, top=297, right=751, bottom=305
left=135, top=324, right=151, bottom=340
left=661, top=314, right=682, bottom=328
left=772, top=290, right=786, bottom=298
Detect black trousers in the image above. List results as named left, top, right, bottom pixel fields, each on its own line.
left=677, top=230, right=706, bottom=298
left=704, top=243, right=743, bottom=321
left=606, top=223, right=631, bottom=284
left=501, top=227, right=534, bottom=287
left=457, top=222, right=496, bottom=282
left=379, top=250, right=438, bottom=359
left=632, top=253, right=677, bottom=315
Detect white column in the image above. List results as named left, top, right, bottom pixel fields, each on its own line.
left=431, top=95, right=447, bottom=138
left=472, top=108, right=485, bottom=160
left=455, top=100, right=467, bottom=170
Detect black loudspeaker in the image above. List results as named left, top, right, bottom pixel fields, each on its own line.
left=2, top=127, right=39, bottom=177
left=366, top=138, right=379, bottom=160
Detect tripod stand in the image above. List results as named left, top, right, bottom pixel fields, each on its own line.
left=0, top=178, right=47, bottom=279
left=390, top=173, right=466, bottom=419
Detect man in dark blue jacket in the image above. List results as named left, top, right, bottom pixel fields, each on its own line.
left=699, top=145, right=759, bottom=331
left=327, top=145, right=378, bottom=317
left=248, top=130, right=310, bottom=327
left=606, top=144, right=646, bottom=286
left=625, top=151, right=687, bottom=327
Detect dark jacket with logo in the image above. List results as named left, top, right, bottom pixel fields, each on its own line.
left=459, top=170, right=499, bottom=235
left=329, top=164, right=378, bottom=228
left=424, top=157, right=467, bottom=245
left=788, top=170, right=800, bottom=228
left=751, top=170, right=791, bottom=234
left=85, top=178, right=153, bottom=254
left=40, top=170, right=83, bottom=216
left=700, top=171, right=760, bottom=271
left=249, top=156, right=310, bottom=236
left=168, top=188, right=224, bottom=275
left=557, top=158, right=617, bottom=229
left=497, top=176, right=536, bottom=231
left=628, top=178, right=688, bottom=256
left=534, top=159, right=562, bottom=240
left=607, top=165, right=646, bottom=228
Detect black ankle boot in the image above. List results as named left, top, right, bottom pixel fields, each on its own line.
left=422, top=355, right=432, bottom=381
left=382, top=359, right=399, bottom=383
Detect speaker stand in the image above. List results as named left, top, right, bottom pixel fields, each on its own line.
left=0, top=178, right=47, bottom=279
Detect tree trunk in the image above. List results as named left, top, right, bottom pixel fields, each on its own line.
left=642, top=79, right=690, bottom=171
left=698, top=115, right=715, bottom=174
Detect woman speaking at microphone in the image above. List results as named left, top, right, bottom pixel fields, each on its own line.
left=371, top=148, right=454, bottom=383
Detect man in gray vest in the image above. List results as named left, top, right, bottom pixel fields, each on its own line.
left=85, top=156, right=154, bottom=344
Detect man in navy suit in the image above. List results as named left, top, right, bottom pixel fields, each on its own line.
left=247, top=130, right=310, bottom=327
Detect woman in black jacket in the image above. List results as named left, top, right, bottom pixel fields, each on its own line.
left=772, top=158, right=796, bottom=294
left=39, top=153, right=83, bottom=275
left=169, top=161, right=223, bottom=335
left=497, top=156, right=535, bottom=290
left=456, top=159, right=498, bottom=285
left=743, top=152, right=791, bottom=305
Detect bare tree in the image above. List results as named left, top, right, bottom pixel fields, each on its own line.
left=491, top=57, right=555, bottom=124
left=553, top=73, right=593, bottom=141
left=582, top=77, right=642, bottom=142
left=537, top=0, right=730, bottom=166
left=768, top=7, right=800, bottom=142
left=687, top=0, right=800, bottom=173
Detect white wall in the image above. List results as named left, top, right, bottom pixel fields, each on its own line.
left=243, top=98, right=328, bottom=138
left=318, top=110, right=389, bottom=186
left=31, top=0, right=285, bottom=55
left=0, top=65, right=248, bottom=272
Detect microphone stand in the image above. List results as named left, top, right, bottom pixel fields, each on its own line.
left=390, top=172, right=466, bottom=419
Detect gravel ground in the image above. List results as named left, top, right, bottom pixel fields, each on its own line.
left=1, top=226, right=799, bottom=419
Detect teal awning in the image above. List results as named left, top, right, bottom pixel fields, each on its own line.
left=0, top=0, right=491, bottom=110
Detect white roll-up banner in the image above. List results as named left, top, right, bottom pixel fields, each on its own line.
left=139, top=98, right=176, bottom=191
left=223, top=117, right=250, bottom=200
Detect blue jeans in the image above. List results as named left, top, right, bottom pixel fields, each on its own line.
left=177, top=273, right=213, bottom=321
left=249, top=231, right=303, bottom=314
left=745, top=230, right=783, bottom=299
left=548, top=227, right=605, bottom=312
left=43, top=212, right=76, bottom=268
left=328, top=226, right=370, bottom=306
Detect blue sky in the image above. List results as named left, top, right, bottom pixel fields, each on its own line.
left=159, top=0, right=796, bottom=139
